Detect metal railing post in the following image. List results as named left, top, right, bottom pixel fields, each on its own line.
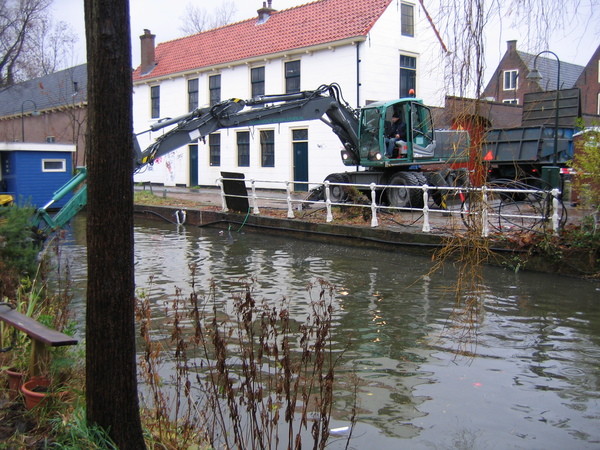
left=324, top=181, right=333, bottom=222
left=551, top=188, right=560, bottom=235
left=217, top=178, right=228, bottom=212
left=251, top=180, right=260, bottom=214
left=370, top=183, right=378, bottom=227
left=482, top=186, right=489, bottom=237
left=422, top=185, right=431, bottom=232
left=286, top=181, right=295, bottom=218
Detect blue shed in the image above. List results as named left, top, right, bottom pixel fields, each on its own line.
left=0, top=142, right=76, bottom=208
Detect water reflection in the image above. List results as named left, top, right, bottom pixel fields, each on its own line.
left=57, top=215, right=600, bottom=449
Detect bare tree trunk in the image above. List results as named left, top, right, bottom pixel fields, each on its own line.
left=83, top=0, right=145, bottom=448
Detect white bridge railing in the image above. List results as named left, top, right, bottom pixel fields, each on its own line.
left=216, top=177, right=564, bottom=236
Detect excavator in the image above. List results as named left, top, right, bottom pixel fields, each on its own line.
left=30, top=83, right=467, bottom=240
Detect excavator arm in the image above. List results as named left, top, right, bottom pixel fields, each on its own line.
left=134, top=83, right=360, bottom=171
left=30, top=167, right=88, bottom=241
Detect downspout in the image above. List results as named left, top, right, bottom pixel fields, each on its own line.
left=356, top=42, right=361, bottom=107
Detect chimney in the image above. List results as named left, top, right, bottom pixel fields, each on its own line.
left=257, top=1, right=276, bottom=24
left=140, top=29, right=156, bottom=75
left=507, top=40, right=517, bottom=53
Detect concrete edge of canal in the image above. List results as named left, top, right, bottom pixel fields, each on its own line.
left=133, top=204, right=599, bottom=280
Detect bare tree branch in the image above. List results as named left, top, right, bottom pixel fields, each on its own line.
left=179, top=0, right=238, bottom=35
left=432, top=0, right=600, bottom=98
left=0, top=0, right=52, bottom=86
left=22, top=17, right=78, bottom=78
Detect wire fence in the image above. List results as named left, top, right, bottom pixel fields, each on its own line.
left=216, top=176, right=565, bottom=236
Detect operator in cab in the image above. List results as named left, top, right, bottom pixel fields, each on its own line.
left=384, top=113, right=407, bottom=158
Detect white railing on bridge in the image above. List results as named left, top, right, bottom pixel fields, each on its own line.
left=216, top=177, right=563, bottom=236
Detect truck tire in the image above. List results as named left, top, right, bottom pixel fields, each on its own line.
left=387, top=172, right=423, bottom=208
left=324, top=173, right=349, bottom=203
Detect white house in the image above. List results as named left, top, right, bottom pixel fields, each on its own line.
left=132, top=0, right=448, bottom=189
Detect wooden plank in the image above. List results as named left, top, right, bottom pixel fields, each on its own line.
left=0, top=304, right=77, bottom=347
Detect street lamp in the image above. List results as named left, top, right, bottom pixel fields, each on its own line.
left=526, top=50, right=561, bottom=166
left=21, top=99, right=40, bottom=142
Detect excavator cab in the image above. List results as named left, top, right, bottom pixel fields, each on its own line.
left=349, top=98, right=435, bottom=167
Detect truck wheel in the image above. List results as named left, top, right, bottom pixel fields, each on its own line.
left=324, top=173, right=349, bottom=203
left=387, top=172, right=423, bottom=208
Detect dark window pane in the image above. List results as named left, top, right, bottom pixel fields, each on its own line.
left=151, top=85, right=160, bottom=118
left=188, top=78, right=199, bottom=111
left=401, top=3, right=414, bottom=37
left=237, top=131, right=250, bottom=167
left=209, top=74, right=221, bottom=106
left=285, top=61, right=301, bottom=93
left=251, top=67, right=265, bottom=97
left=292, top=129, right=308, bottom=141
left=260, top=130, right=275, bottom=167
left=209, top=133, right=221, bottom=166
left=399, top=55, right=416, bottom=97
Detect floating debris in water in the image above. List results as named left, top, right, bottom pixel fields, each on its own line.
left=329, top=426, right=350, bottom=436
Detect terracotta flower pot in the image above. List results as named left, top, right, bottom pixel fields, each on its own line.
left=4, top=368, right=25, bottom=399
left=21, top=377, right=51, bottom=410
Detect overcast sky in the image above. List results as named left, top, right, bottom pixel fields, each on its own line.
left=52, top=0, right=307, bottom=67
left=52, top=0, right=598, bottom=87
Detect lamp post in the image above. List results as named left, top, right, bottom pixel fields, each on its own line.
left=526, top=50, right=561, bottom=166
left=21, top=99, right=40, bottom=142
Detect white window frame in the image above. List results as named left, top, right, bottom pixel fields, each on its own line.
left=502, top=98, right=518, bottom=105
left=42, top=159, right=66, bottom=172
left=503, top=70, right=518, bottom=90
left=597, top=92, right=600, bottom=115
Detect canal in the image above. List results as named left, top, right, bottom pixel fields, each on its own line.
left=59, top=215, right=600, bottom=449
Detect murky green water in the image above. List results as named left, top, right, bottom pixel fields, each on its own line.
left=60, top=215, right=600, bottom=449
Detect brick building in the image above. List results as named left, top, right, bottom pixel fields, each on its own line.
left=482, top=40, right=600, bottom=124
left=0, top=64, right=88, bottom=167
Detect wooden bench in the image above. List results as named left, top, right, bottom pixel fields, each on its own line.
left=0, top=303, right=78, bottom=377
left=141, top=181, right=153, bottom=194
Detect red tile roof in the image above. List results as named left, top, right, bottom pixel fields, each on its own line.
left=133, top=0, right=393, bottom=81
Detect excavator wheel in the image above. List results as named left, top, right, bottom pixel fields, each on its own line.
left=411, top=172, right=428, bottom=208
left=324, top=173, right=350, bottom=203
left=414, top=172, right=428, bottom=186
left=386, top=172, right=424, bottom=208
